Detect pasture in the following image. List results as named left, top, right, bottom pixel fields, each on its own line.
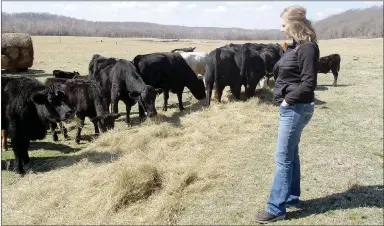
left=1, top=36, right=383, bottom=225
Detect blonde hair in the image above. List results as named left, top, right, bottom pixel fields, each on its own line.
left=280, top=5, right=317, bottom=44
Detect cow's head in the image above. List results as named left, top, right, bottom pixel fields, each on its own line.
left=32, top=85, right=74, bottom=123
left=189, top=78, right=206, bottom=100
left=91, top=113, right=121, bottom=132
left=129, top=86, right=162, bottom=118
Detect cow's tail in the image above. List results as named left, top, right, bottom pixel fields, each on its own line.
left=337, top=54, right=341, bottom=72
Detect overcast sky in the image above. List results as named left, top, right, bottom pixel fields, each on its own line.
left=2, top=1, right=383, bottom=29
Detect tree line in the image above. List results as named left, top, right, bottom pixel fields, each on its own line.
left=1, top=5, right=382, bottom=40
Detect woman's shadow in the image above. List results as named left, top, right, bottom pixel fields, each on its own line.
left=288, top=184, right=384, bottom=219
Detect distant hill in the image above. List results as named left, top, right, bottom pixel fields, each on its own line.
left=313, top=5, right=383, bottom=39
left=1, top=5, right=382, bottom=40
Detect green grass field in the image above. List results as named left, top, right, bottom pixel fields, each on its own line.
left=1, top=36, right=383, bottom=225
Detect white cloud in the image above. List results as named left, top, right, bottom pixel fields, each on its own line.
left=111, top=2, right=137, bottom=9
left=255, top=4, right=272, bottom=11
left=187, top=4, right=197, bottom=9
left=63, top=4, right=78, bottom=11
left=153, top=1, right=181, bottom=13
left=52, top=4, right=64, bottom=8
left=205, top=5, right=227, bottom=13
left=363, top=1, right=383, bottom=5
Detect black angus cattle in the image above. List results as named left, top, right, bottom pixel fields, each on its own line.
left=318, top=53, right=341, bottom=87
left=88, top=54, right=119, bottom=82
left=234, top=44, right=266, bottom=98
left=204, top=46, right=241, bottom=105
left=45, top=77, right=121, bottom=143
left=171, top=47, right=196, bottom=53
left=53, top=70, right=80, bottom=79
left=107, top=59, right=162, bottom=125
left=87, top=54, right=119, bottom=108
left=133, top=52, right=206, bottom=111
left=2, top=76, right=73, bottom=174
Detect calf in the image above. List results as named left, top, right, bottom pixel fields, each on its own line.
left=171, top=47, right=196, bottom=53
left=53, top=70, right=80, bottom=79
left=205, top=46, right=241, bottom=105
left=108, top=59, right=162, bottom=125
left=179, top=52, right=208, bottom=76
left=318, top=53, right=341, bottom=87
left=2, top=76, right=73, bottom=174
left=45, top=78, right=121, bottom=143
left=133, top=52, right=206, bottom=111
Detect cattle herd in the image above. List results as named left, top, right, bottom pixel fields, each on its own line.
left=1, top=41, right=341, bottom=175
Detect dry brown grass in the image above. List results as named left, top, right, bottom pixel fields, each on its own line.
left=1, top=36, right=383, bottom=225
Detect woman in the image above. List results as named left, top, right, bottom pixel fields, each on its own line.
left=255, top=5, right=320, bottom=224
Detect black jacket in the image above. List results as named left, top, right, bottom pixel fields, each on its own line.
left=273, top=40, right=320, bottom=105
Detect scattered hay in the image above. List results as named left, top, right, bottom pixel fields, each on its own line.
left=109, top=163, right=162, bottom=212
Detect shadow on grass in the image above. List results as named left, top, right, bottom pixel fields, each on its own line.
left=1, top=69, right=52, bottom=78
left=317, top=84, right=351, bottom=87
left=2, top=151, right=120, bottom=173
left=288, top=184, right=384, bottom=220
left=146, top=99, right=207, bottom=127
left=29, top=141, right=81, bottom=153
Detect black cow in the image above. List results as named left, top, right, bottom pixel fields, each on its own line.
left=318, top=53, right=341, bottom=87
left=53, top=70, right=80, bottom=79
left=234, top=44, right=266, bottom=98
left=205, top=46, right=241, bottom=105
left=88, top=54, right=119, bottom=83
left=107, top=59, right=162, bottom=125
left=171, top=47, right=196, bottom=53
left=133, top=52, right=206, bottom=111
left=45, top=77, right=121, bottom=143
left=2, top=76, right=73, bottom=174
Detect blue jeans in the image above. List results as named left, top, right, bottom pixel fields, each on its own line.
left=265, top=102, right=315, bottom=216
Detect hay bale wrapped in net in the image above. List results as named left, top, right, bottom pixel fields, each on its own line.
left=1, top=33, right=34, bottom=71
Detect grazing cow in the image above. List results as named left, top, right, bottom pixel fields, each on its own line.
left=179, top=52, right=208, bottom=76
left=318, top=53, right=341, bottom=87
left=171, top=47, right=196, bottom=53
left=2, top=76, right=73, bottom=174
left=204, top=46, right=241, bottom=105
left=53, top=70, right=80, bottom=79
left=105, top=59, right=162, bottom=125
left=133, top=52, right=206, bottom=111
left=45, top=77, right=121, bottom=143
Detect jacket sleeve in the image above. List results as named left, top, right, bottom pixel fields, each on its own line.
left=284, top=42, right=319, bottom=105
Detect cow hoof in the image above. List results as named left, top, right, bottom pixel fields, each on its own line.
left=162, top=107, right=168, bottom=111
left=75, top=138, right=81, bottom=144
left=52, top=134, right=59, bottom=142
left=179, top=107, right=185, bottom=111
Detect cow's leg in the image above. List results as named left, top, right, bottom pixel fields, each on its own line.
left=138, top=105, right=146, bottom=122
left=75, top=116, right=85, bottom=144
left=111, top=89, right=120, bottom=114
left=50, top=122, right=59, bottom=142
left=92, top=121, right=100, bottom=135
left=216, top=86, right=224, bottom=103
left=331, top=68, right=338, bottom=87
left=2, top=129, right=8, bottom=152
left=205, top=77, right=214, bottom=106
left=123, top=100, right=133, bottom=126
left=162, top=89, right=170, bottom=111
left=11, top=136, right=30, bottom=175
left=59, top=122, right=69, bottom=140
left=230, top=84, right=241, bottom=100
left=177, top=92, right=185, bottom=111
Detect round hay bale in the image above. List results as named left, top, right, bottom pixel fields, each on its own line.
left=1, top=33, right=34, bottom=70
